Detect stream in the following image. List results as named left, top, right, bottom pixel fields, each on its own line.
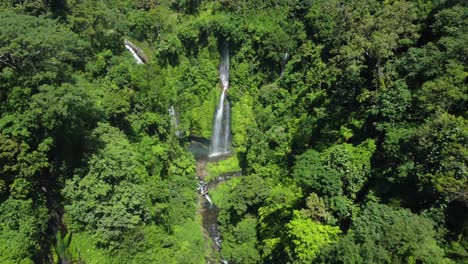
left=196, top=158, right=223, bottom=263
left=195, top=154, right=241, bottom=263
left=196, top=160, right=222, bottom=255
left=192, top=41, right=234, bottom=263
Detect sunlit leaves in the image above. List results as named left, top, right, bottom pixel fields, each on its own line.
left=63, top=123, right=150, bottom=248
left=0, top=11, right=89, bottom=87
left=0, top=198, right=48, bottom=263
left=322, top=202, right=446, bottom=264
left=287, top=211, right=341, bottom=263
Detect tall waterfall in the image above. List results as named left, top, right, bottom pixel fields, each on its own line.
left=209, top=44, right=231, bottom=157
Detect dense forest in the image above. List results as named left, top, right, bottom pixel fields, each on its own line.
left=0, top=0, right=466, bottom=263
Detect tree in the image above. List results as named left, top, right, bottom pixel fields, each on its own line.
left=258, top=184, right=303, bottom=262
left=293, top=149, right=342, bottom=197
left=0, top=11, right=89, bottom=88
left=306, top=0, right=420, bottom=78
left=63, top=123, right=150, bottom=248
left=324, top=140, right=376, bottom=200
left=221, top=174, right=269, bottom=225
left=0, top=198, right=48, bottom=263
left=221, top=217, right=261, bottom=264
left=413, top=113, right=467, bottom=204
left=293, top=140, right=375, bottom=200
left=286, top=210, right=341, bottom=263
left=321, top=202, right=447, bottom=263
left=300, top=192, right=331, bottom=223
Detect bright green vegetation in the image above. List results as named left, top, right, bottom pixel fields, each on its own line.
left=210, top=177, right=242, bottom=208
left=206, top=155, right=241, bottom=182
left=0, top=0, right=466, bottom=263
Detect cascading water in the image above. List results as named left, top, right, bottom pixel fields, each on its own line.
left=210, top=44, right=231, bottom=157
left=168, top=105, right=182, bottom=137
left=124, top=39, right=147, bottom=64
left=223, top=100, right=230, bottom=150
left=280, top=52, right=290, bottom=77
left=190, top=42, right=240, bottom=263
left=196, top=161, right=222, bottom=260
left=125, top=44, right=144, bottom=64
left=195, top=159, right=241, bottom=263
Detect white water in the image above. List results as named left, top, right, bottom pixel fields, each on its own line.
left=168, top=105, right=181, bottom=137
left=210, top=44, right=231, bottom=157
left=125, top=44, right=144, bottom=64
left=280, top=52, right=290, bottom=77
left=220, top=45, right=229, bottom=89
left=223, top=100, right=230, bottom=149
left=204, top=194, right=213, bottom=207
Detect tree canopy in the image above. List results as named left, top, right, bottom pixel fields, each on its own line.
left=0, top=0, right=466, bottom=263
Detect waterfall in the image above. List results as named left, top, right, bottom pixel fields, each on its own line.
left=210, top=88, right=227, bottom=156
left=124, top=39, right=148, bottom=64
left=168, top=105, right=181, bottom=137
left=280, top=52, right=290, bottom=77
left=209, top=44, right=231, bottom=157
left=204, top=194, right=213, bottom=207
left=220, top=44, right=229, bottom=89
left=223, top=100, right=231, bottom=150
left=125, top=44, right=144, bottom=64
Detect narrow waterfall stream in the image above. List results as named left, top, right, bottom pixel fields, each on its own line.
left=169, top=105, right=182, bottom=137
left=280, top=52, right=290, bottom=77
left=124, top=39, right=148, bottom=64
left=125, top=44, right=144, bottom=64
left=210, top=43, right=231, bottom=157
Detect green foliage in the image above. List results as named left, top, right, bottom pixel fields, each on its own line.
left=67, top=232, right=115, bottom=264
left=118, top=223, right=204, bottom=264
left=370, top=80, right=412, bottom=123
left=300, top=193, right=331, bottom=223
left=324, top=140, right=376, bottom=200
left=321, top=202, right=447, bottom=264
left=0, top=11, right=89, bottom=87
left=294, top=140, right=375, bottom=201
left=231, top=95, right=255, bottom=153
left=53, top=231, right=72, bottom=264
left=0, top=0, right=466, bottom=262
left=413, top=113, right=467, bottom=204
left=172, top=220, right=205, bottom=263
left=307, top=0, right=420, bottom=72
left=0, top=198, right=48, bottom=263
left=417, top=61, right=467, bottom=115
left=257, top=183, right=303, bottom=262
left=293, top=149, right=342, bottom=197
left=287, top=211, right=341, bottom=263
left=206, top=155, right=241, bottom=182
left=221, top=216, right=261, bottom=264
left=189, top=88, right=219, bottom=138
left=209, top=177, right=242, bottom=208
left=63, top=123, right=150, bottom=248
left=222, top=175, right=269, bottom=218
